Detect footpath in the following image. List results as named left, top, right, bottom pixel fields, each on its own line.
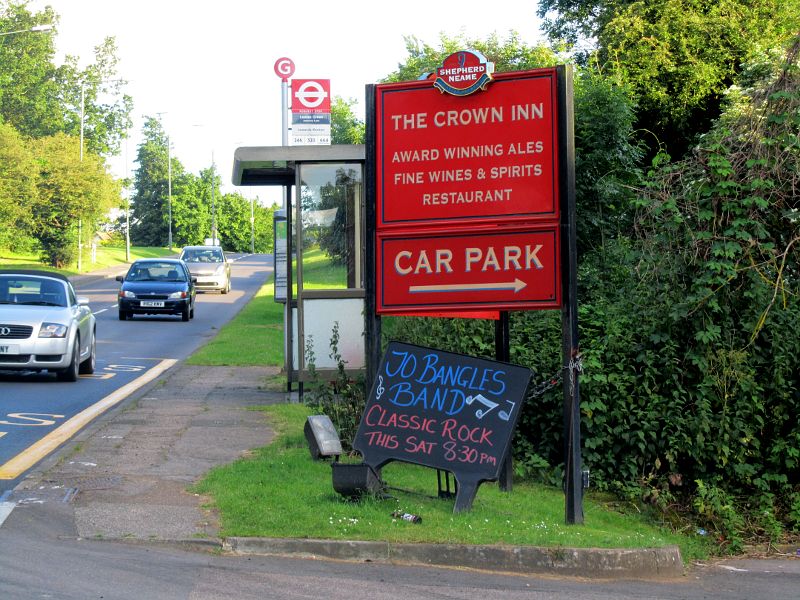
left=8, top=266, right=684, bottom=580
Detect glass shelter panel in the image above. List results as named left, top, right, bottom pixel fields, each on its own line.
left=298, top=163, right=362, bottom=290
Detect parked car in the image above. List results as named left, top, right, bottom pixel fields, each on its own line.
left=0, top=269, right=96, bottom=381
left=178, top=245, right=231, bottom=293
left=116, top=258, right=196, bottom=321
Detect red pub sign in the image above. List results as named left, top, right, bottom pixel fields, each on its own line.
left=375, top=53, right=563, bottom=314
left=377, top=66, right=559, bottom=228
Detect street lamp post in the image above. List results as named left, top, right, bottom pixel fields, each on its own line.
left=250, top=197, right=255, bottom=254
left=78, top=82, right=85, bottom=272
left=168, top=135, right=173, bottom=250
left=211, top=150, right=217, bottom=246
left=156, top=113, right=172, bottom=250
left=191, top=125, right=217, bottom=246
left=0, top=24, right=53, bottom=37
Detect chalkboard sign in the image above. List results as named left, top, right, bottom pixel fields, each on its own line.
left=354, top=341, right=531, bottom=511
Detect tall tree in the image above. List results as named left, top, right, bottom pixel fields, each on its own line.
left=130, top=117, right=186, bottom=247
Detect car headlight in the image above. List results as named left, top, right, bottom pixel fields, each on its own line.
left=39, top=323, right=68, bottom=338
left=214, top=265, right=226, bottom=275
left=168, top=291, right=187, bottom=299
left=120, top=290, right=136, bottom=299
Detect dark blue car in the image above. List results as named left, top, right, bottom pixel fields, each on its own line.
left=116, top=258, right=196, bottom=321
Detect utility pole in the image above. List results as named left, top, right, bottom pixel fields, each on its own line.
left=78, top=83, right=84, bottom=272
left=156, top=112, right=172, bottom=249
left=211, top=151, right=217, bottom=246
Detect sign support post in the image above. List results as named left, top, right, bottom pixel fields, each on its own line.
left=557, top=65, right=583, bottom=524
left=274, top=57, right=295, bottom=392
left=495, top=311, right=513, bottom=492
left=364, top=85, right=381, bottom=395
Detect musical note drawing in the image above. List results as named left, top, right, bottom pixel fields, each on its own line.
left=465, top=394, right=498, bottom=419
left=376, top=376, right=385, bottom=400
left=498, top=400, right=516, bottom=421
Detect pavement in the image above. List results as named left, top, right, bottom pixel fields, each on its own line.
left=5, top=265, right=686, bottom=580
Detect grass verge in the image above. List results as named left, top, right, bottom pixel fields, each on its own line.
left=185, top=284, right=284, bottom=367
left=0, top=245, right=176, bottom=275
left=193, top=403, right=710, bottom=561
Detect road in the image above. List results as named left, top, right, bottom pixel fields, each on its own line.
left=0, top=253, right=272, bottom=492
left=0, top=501, right=799, bottom=600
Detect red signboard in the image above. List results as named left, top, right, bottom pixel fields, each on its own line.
left=376, top=69, right=559, bottom=230
left=292, top=79, right=331, bottom=113
left=377, top=227, right=560, bottom=313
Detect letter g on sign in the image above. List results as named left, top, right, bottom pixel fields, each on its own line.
left=274, top=57, right=295, bottom=81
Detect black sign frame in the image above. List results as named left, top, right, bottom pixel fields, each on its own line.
left=354, top=341, right=531, bottom=512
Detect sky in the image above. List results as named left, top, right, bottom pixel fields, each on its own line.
left=29, top=0, right=545, bottom=204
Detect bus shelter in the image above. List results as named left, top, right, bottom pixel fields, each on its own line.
left=232, top=144, right=366, bottom=386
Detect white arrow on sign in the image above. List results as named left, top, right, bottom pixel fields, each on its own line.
left=408, top=279, right=528, bottom=294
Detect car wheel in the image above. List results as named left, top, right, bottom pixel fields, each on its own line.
left=182, top=306, right=190, bottom=321
left=79, top=329, right=96, bottom=375
left=190, top=305, right=195, bottom=319
left=57, top=337, right=80, bottom=382
left=118, top=309, right=128, bottom=320
left=222, top=278, right=230, bottom=294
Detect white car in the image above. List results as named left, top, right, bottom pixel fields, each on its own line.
left=178, top=245, right=231, bottom=293
left=0, top=270, right=96, bottom=381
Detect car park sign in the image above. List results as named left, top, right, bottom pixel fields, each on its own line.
left=377, top=226, right=560, bottom=313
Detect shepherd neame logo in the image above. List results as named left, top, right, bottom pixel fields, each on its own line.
left=434, top=50, right=494, bottom=97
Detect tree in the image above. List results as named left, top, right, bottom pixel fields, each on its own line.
left=1, top=3, right=132, bottom=157
left=170, top=171, right=208, bottom=247
left=330, top=97, right=364, bottom=145
left=30, top=132, right=119, bottom=267
left=0, top=121, right=37, bottom=250
left=539, top=0, right=800, bottom=158
left=0, top=1, right=60, bottom=136
left=57, top=37, right=133, bottom=157
left=387, top=32, right=560, bottom=82
left=130, top=117, right=186, bottom=247
left=216, top=192, right=254, bottom=252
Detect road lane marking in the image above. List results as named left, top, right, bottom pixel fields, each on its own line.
left=0, top=358, right=177, bottom=480
left=0, top=501, right=15, bottom=528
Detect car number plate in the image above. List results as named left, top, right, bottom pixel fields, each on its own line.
left=0, top=344, right=19, bottom=354
left=140, top=300, right=165, bottom=308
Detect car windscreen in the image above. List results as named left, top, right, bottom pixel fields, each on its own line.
left=180, top=250, right=223, bottom=263
left=0, top=275, right=67, bottom=306
left=127, top=263, right=186, bottom=282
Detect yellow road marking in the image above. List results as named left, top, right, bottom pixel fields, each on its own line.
left=0, top=359, right=177, bottom=479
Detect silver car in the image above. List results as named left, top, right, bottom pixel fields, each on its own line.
left=0, top=270, right=96, bottom=381
left=178, top=245, right=231, bottom=293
